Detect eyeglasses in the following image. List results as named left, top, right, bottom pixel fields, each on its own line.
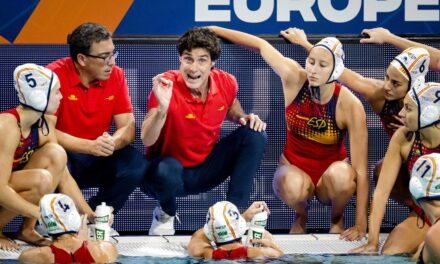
left=83, top=50, right=118, bottom=63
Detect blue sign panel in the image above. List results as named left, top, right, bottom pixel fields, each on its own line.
left=116, top=0, right=440, bottom=35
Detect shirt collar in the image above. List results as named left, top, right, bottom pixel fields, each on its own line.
left=177, top=71, right=218, bottom=103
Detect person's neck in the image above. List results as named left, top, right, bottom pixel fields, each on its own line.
left=421, top=201, right=440, bottom=224
left=310, top=82, right=335, bottom=104
left=419, top=125, right=440, bottom=148
left=73, top=61, right=96, bottom=87
left=190, top=84, right=209, bottom=102
left=16, top=106, right=41, bottom=129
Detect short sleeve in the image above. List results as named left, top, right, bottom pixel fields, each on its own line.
left=113, top=68, right=133, bottom=115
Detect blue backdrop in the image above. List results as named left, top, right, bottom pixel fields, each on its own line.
left=2, top=38, right=440, bottom=233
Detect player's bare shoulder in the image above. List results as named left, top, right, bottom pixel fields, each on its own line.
left=337, top=84, right=366, bottom=119
left=0, top=113, right=20, bottom=139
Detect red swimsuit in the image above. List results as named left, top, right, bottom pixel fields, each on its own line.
left=283, top=83, right=347, bottom=185
left=212, top=246, right=248, bottom=260
left=49, top=241, right=95, bottom=264
left=2, top=108, right=40, bottom=171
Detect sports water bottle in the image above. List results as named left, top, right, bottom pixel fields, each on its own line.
left=94, top=202, right=111, bottom=241
left=246, top=211, right=268, bottom=247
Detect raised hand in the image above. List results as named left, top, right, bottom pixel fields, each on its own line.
left=360, top=28, right=392, bottom=44
left=386, top=114, right=405, bottom=133
left=152, top=74, right=173, bottom=114
left=242, top=201, right=270, bottom=222
left=280, top=27, right=309, bottom=48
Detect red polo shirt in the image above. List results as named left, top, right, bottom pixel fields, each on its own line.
left=47, top=58, right=133, bottom=140
left=147, top=69, right=238, bottom=167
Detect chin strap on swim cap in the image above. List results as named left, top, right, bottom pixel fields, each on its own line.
left=14, top=63, right=59, bottom=135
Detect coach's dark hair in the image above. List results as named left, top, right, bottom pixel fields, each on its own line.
left=68, top=23, right=112, bottom=62
left=177, top=27, right=221, bottom=61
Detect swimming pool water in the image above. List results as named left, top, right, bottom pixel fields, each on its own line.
left=115, top=254, right=415, bottom=264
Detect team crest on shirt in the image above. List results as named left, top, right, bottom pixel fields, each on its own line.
left=105, top=95, right=115, bottom=101
left=307, top=117, right=328, bottom=132
left=14, top=149, right=34, bottom=165
left=185, top=113, right=196, bottom=119
left=67, top=94, right=78, bottom=101
left=296, top=114, right=328, bottom=132
left=217, top=105, right=225, bottom=111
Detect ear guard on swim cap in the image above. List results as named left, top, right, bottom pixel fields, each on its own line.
left=14, top=63, right=59, bottom=113
left=203, top=201, right=247, bottom=244
left=410, top=153, right=440, bottom=206
left=311, top=37, right=345, bottom=84
left=408, top=80, right=440, bottom=129
left=391, top=47, right=430, bottom=92
left=39, top=193, right=81, bottom=236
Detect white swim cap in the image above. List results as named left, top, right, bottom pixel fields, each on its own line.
left=14, top=63, right=59, bottom=112
left=312, top=37, right=345, bottom=83
left=410, top=153, right=440, bottom=205
left=391, top=47, right=430, bottom=92
left=39, top=194, right=81, bottom=236
left=203, top=201, right=247, bottom=244
left=408, top=80, right=440, bottom=129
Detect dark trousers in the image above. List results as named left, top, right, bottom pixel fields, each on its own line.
left=143, top=125, right=267, bottom=216
left=67, top=145, right=147, bottom=213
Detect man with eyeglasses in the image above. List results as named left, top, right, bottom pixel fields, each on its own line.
left=46, top=22, right=146, bottom=220
left=141, top=27, right=267, bottom=235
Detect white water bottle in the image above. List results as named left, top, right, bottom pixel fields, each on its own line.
left=94, top=202, right=111, bottom=241
left=246, top=211, right=268, bottom=247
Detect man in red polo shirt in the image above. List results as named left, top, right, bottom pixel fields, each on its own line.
left=141, top=27, right=267, bottom=235
left=46, top=23, right=146, bottom=217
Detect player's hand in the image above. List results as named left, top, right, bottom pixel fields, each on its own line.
left=78, top=214, right=90, bottom=240
left=350, top=240, right=379, bottom=254
left=386, top=114, right=404, bottom=133
left=253, top=231, right=284, bottom=256
left=91, top=132, right=115, bottom=156
left=239, top=113, right=267, bottom=132
left=89, top=206, right=114, bottom=226
left=280, top=27, right=309, bottom=48
left=152, top=74, right=173, bottom=114
left=360, top=28, right=392, bottom=44
left=242, top=201, right=270, bottom=222
left=340, top=225, right=366, bottom=241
